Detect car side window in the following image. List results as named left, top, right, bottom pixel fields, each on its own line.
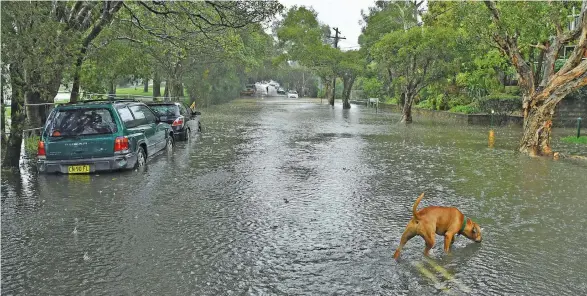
left=131, top=105, right=157, bottom=124
left=117, top=107, right=138, bottom=128
left=129, top=105, right=148, bottom=126
left=141, top=106, right=158, bottom=123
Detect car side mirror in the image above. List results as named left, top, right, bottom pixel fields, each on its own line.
left=193, top=111, right=201, bottom=116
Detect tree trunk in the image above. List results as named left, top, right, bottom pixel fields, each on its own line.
left=186, top=83, right=197, bottom=107
left=1, top=93, right=6, bottom=148
left=108, top=80, right=116, bottom=98
left=399, top=92, right=406, bottom=108
left=519, top=101, right=555, bottom=156
left=2, top=66, right=25, bottom=169
left=143, top=78, right=149, bottom=93
left=24, top=91, right=43, bottom=128
left=342, top=75, right=355, bottom=109
left=163, top=80, right=170, bottom=98
left=153, top=72, right=161, bottom=98
left=69, top=2, right=123, bottom=103
left=534, top=46, right=545, bottom=84
left=400, top=91, right=415, bottom=124
left=329, top=77, right=336, bottom=106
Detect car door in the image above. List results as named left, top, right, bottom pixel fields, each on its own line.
left=129, top=104, right=162, bottom=153
left=146, top=106, right=169, bottom=151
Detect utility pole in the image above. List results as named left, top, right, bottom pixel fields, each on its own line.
left=328, top=27, right=345, bottom=106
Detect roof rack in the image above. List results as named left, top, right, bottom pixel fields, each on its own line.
left=60, top=98, right=139, bottom=105
left=81, top=98, right=139, bottom=103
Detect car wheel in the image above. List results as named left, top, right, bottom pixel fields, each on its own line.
left=184, top=128, right=191, bottom=141
left=135, top=146, right=146, bottom=168
left=166, top=136, right=174, bottom=153
left=198, top=122, right=202, bottom=132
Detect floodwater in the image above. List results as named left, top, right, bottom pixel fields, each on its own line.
left=2, top=98, right=587, bottom=295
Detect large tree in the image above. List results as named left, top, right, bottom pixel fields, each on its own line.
left=373, top=26, right=458, bottom=123
left=276, top=6, right=339, bottom=104
left=337, top=50, right=365, bottom=109
left=479, top=1, right=587, bottom=155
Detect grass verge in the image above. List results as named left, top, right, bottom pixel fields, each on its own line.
left=561, top=136, right=587, bottom=144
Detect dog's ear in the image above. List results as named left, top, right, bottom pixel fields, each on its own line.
left=472, top=224, right=478, bottom=234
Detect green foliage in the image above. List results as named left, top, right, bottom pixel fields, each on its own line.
left=359, top=1, right=419, bottom=49
left=24, top=136, right=40, bottom=155
left=372, top=26, right=459, bottom=105
left=359, top=77, right=384, bottom=99
left=449, top=105, right=479, bottom=114
left=416, top=99, right=434, bottom=110
left=448, top=95, right=473, bottom=109
left=561, top=136, right=587, bottom=145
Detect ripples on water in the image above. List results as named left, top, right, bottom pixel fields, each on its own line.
left=2, top=98, right=587, bottom=295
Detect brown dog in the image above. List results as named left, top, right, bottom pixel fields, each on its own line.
left=393, top=193, right=482, bottom=260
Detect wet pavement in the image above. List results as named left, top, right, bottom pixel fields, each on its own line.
left=2, top=98, right=587, bottom=295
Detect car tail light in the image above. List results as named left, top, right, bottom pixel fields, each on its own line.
left=38, top=141, right=46, bottom=158
left=172, top=116, right=184, bottom=127
left=114, top=136, right=129, bottom=152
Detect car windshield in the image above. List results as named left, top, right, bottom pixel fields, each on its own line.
left=45, top=108, right=117, bottom=137
left=149, top=105, right=180, bottom=116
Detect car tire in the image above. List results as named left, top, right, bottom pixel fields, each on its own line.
left=198, top=122, right=202, bottom=132
left=184, top=128, right=191, bottom=141
left=135, top=146, right=146, bottom=169
left=165, top=136, right=174, bottom=153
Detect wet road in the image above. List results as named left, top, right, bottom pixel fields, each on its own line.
left=2, top=98, right=587, bottom=295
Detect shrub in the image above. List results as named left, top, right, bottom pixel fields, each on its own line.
left=416, top=99, right=434, bottom=109
left=25, top=136, right=40, bottom=155
left=450, top=104, right=480, bottom=114
left=448, top=95, right=473, bottom=109
left=503, top=86, right=520, bottom=95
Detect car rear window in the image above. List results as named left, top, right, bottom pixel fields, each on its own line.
left=149, top=105, right=180, bottom=116
left=46, top=108, right=118, bottom=137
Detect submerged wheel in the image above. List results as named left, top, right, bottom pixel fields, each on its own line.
left=166, top=136, right=174, bottom=153
left=135, top=146, right=146, bottom=168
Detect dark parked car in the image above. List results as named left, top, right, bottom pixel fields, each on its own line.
left=146, top=102, right=201, bottom=141
left=37, top=99, right=174, bottom=174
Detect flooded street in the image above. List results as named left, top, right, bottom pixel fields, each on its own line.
left=2, top=98, right=587, bottom=295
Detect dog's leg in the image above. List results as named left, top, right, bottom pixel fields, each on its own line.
left=393, top=228, right=416, bottom=260
left=423, top=233, right=435, bottom=257
left=443, top=233, right=456, bottom=253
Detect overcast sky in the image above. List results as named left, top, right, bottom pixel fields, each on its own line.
left=278, top=0, right=374, bottom=50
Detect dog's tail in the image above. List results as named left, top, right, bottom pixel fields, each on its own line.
left=412, top=192, right=425, bottom=220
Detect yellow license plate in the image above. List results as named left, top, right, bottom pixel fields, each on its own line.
left=68, top=165, right=90, bottom=174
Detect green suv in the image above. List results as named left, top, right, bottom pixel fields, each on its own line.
left=37, top=99, right=174, bottom=174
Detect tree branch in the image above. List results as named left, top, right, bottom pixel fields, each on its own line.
left=558, top=4, right=587, bottom=74
left=530, top=43, right=547, bottom=51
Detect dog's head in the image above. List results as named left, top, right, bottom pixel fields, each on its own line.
left=462, top=219, right=482, bottom=243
